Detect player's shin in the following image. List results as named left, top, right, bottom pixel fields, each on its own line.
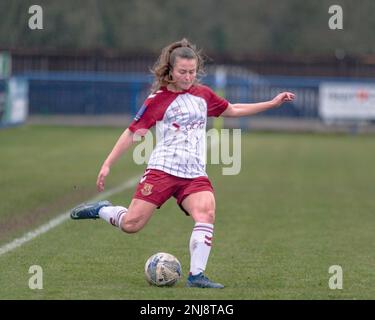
left=98, top=206, right=128, bottom=228
left=189, top=222, right=214, bottom=275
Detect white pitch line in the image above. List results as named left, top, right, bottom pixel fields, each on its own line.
left=0, top=175, right=140, bottom=257
left=0, top=138, right=222, bottom=257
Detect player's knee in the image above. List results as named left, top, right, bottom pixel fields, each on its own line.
left=192, top=206, right=215, bottom=224
left=205, top=209, right=215, bottom=224
left=120, top=217, right=143, bottom=234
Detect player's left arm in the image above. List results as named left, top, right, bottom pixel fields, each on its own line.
left=221, top=92, right=295, bottom=117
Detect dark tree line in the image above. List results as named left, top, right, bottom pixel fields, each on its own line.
left=0, top=0, right=374, bottom=56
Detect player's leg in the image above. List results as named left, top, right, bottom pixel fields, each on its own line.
left=70, top=198, right=157, bottom=233
left=182, top=191, right=216, bottom=276
left=182, top=190, right=216, bottom=223
left=71, top=169, right=169, bottom=233
left=181, top=190, right=224, bottom=288
left=119, top=198, right=157, bottom=233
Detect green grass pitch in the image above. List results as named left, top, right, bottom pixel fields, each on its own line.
left=0, top=125, right=374, bottom=299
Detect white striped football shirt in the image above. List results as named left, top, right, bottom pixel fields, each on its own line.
left=129, top=85, right=228, bottom=178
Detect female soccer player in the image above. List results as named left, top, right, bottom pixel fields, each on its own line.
left=71, top=38, right=295, bottom=288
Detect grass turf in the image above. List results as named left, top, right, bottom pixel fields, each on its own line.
left=0, top=125, right=374, bottom=299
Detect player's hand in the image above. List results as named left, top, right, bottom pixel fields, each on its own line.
left=271, top=92, right=295, bottom=108
left=97, top=165, right=110, bottom=192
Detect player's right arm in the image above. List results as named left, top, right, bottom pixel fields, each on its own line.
left=97, top=128, right=135, bottom=192
left=97, top=91, right=161, bottom=192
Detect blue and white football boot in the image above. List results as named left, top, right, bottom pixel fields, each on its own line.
left=186, top=272, right=224, bottom=289
left=70, top=200, right=112, bottom=220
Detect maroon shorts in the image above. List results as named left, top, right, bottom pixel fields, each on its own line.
left=133, top=169, right=214, bottom=215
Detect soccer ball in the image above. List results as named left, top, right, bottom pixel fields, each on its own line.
left=144, top=252, right=182, bottom=286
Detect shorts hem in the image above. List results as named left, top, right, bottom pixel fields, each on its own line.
left=177, top=188, right=214, bottom=206
left=133, top=196, right=162, bottom=208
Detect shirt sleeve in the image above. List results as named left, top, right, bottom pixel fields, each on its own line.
left=128, top=98, right=156, bottom=135
left=206, top=86, right=229, bottom=117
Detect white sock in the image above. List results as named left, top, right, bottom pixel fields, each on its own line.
left=98, top=206, right=128, bottom=228
left=189, top=222, right=214, bottom=276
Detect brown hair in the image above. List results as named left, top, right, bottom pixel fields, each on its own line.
left=150, top=38, right=205, bottom=92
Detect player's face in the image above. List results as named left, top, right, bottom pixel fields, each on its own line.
left=171, top=57, right=197, bottom=91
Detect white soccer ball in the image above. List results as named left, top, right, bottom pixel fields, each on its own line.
left=144, top=252, right=182, bottom=286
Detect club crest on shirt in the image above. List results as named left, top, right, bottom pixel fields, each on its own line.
left=172, top=106, right=182, bottom=115
left=141, top=183, right=153, bottom=196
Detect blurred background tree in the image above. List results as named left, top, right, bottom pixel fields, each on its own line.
left=0, top=0, right=373, bottom=56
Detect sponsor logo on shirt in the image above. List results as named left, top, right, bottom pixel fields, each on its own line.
left=183, top=120, right=205, bottom=131
left=171, top=122, right=180, bottom=131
